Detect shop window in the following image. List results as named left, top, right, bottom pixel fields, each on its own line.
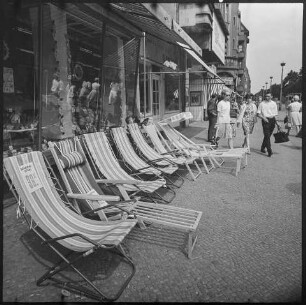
left=3, top=4, right=39, bottom=157
left=165, top=74, right=180, bottom=112
left=139, top=63, right=152, bottom=115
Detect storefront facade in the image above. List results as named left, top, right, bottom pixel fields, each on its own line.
left=3, top=1, right=210, bottom=157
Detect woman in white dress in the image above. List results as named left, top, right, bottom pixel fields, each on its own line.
left=287, top=95, right=302, bottom=134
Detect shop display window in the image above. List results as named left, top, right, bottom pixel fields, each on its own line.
left=3, top=3, right=39, bottom=158
left=165, top=74, right=180, bottom=112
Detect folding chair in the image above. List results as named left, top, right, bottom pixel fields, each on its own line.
left=49, top=137, right=175, bottom=206
left=3, top=151, right=137, bottom=302
left=157, top=122, right=215, bottom=174
left=158, top=122, right=247, bottom=177
left=144, top=124, right=202, bottom=181
left=127, top=123, right=184, bottom=187
left=81, top=131, right=171, bottom=204
left=48, top=138, right=202, bottom=258
left=110, top=127, right=177, bottom=202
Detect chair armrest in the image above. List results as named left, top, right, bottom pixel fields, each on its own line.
left=67, top=192, right=121, bottom=202
left=96, top=178, right=141, bottom=186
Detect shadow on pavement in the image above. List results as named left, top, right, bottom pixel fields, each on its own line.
left=20, top=227, right=132, bottom=299
left=178, top=126, right=206, bottom=139
left=285, top=183, right=302, bottom=195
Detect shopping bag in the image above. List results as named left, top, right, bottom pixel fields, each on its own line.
left=274, top=127, right=289, bottom=143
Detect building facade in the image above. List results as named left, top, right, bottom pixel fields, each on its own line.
left=216, top=3, right=251, bottom=96
left=177, top=2, right=228, bottom=120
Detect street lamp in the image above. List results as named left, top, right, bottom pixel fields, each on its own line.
left=265, top=82, right=268, bottom=91
left=280, top=62, right=286, bottom=104
left=262, top=86, right=265, bottom=97
left=270, top=76, right=273, bottom=89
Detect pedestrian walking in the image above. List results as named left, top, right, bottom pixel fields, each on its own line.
left=215, top=89, right=235, bottom=149
left=207, top=94, right=218, bottom=143
left=257, top=92, right=280, bottom=157
left=237, top=93, right=257, bottom=154
left=287, top=95, right=302, bottom=135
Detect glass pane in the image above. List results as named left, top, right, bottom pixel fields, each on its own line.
left=3, top=3, right=38, bottom=157
left=165, top=74, right=180, bottom=111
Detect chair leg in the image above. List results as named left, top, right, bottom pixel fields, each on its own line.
left=37, top=242, right=135, bottom=302
left=187, top=232, right=198, bottom=259
left=235, top=158, right=241, bottom=177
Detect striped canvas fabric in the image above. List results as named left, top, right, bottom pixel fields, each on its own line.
left=111, top=127, right=161, bottom=176
left=3, top=152, right=137, bottom=252
left=144, top=124, right=191, bottom=165
left=83, top=132, right=166, bottom=193
left=127, top=123, right=178, bottom=175
left=52, top=139, right=112, bottom=219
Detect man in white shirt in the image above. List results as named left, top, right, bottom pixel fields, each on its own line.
left=257, top=92, right=280, bottom=157
left=216, top=89, right=235, bottom=149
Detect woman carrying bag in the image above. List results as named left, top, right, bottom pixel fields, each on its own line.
left=237, top=93, right=257, bottom=154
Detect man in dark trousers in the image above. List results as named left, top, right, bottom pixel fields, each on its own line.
left=207, top=94, right=218, bottom=143
left=257, top=92, right=280, bottom=157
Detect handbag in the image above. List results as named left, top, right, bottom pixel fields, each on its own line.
left=274, top=126, right=289, bottom=143
left=284, top=122, right=291, bottom=129
left=284, top=115, right=288, bottom=124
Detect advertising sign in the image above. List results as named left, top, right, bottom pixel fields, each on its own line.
left=212, top=14, right=226, bottom=64
left=221, top=77, right=234, bottom=86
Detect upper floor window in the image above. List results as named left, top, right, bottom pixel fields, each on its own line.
left=233, top=38, right=236, bottom=50
left=238, top=44, right=243, bottom=52
left=233, top=16, right=236, bottom=26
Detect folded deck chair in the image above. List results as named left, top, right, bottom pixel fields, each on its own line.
left=158, top=122, right=247, bottom=177
left=81, top=131, right=170, bottom=204
left=127, top=123, right=184, bottom=187
left=157, top=122, right=215, bottom=174
left=111, top=127, right=176, bottom=202
left=144, top=124, right=202, bottom=180
left=3, top=151, right=137, bottom=302
left=48, top=138, right=202, bottom=258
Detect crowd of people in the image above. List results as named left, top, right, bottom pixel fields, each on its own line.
left=207, top=89, right=302, bottom=157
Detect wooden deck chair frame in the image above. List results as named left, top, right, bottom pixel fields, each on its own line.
left=80, top=132, right=173, bottom=205
left=158, top=122, right=247, bottom=177
left=110, top=127, right=176, bottom=203
left=157, top=123, right=215, bottom=174
left=48, top=138, right=202, bottom=259
left=127, top=123, right=185, bottom=188
left=143, top=124, right=202, bottom=181
left=3, top=151, right=137, bottom=302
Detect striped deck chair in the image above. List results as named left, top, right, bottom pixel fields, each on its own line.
left=48, top=138, right=202, bottom=258
left=3, top=151, right=137, bottom=302
left=127, top=123, right=184, bottom=188
left=48, top=138, right=147, bottom=220
left=158, top=122, right=247, bottom=177
left=111, top=127, right=176, bottom=202
left=157, top=122, right=215, bottom=174
left=81, top=131, right=170, bottom=204
left=144, top=124, right=202, bottom=180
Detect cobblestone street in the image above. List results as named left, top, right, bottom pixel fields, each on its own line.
left=3, top=110, right=302, bottom=302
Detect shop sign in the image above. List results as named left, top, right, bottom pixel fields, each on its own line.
left=163, top=60, right=177, bottom=71
left=19, top=162, right=43, bottom=193
left=212, top=13, right=225, bottom=64
left=221, top=77, right=234, bottom=86
left=3, top=67, right=14, bottom=93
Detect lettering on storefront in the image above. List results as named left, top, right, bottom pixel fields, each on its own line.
left=221, top=77, right=234, bottom=86
left=141, top=36, right=179, bottom=68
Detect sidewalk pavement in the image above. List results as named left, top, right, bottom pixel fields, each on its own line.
left=3, top=110, right=302, bottom=302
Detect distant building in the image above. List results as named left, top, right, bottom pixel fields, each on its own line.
left=215, top=3, right=251, bottom=96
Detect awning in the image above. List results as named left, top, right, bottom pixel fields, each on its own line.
left=177, top=42, right=225, bottom=85
left=107, top=2, right=202, bottom=56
